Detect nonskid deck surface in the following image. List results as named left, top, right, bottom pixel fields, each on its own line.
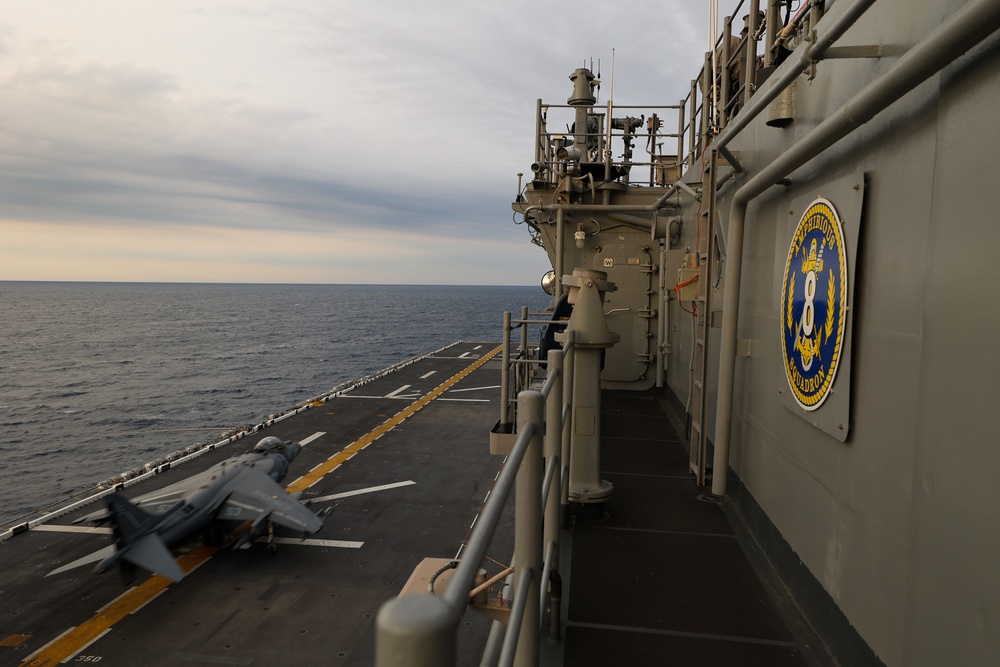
left=558, top=390, right=830, bottom=667
left=0, top=342, right=513, bottom=667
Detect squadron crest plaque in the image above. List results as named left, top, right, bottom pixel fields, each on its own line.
left=780, top=197, right=848, bottom=411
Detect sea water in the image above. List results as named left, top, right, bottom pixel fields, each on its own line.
left=0, top=282, right=550, bottom=526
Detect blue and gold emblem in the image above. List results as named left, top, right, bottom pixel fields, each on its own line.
left=780, top=197, right=848, bottom=411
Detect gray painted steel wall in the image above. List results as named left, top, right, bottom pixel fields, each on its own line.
left=665, top=2, right=1000, bottom=664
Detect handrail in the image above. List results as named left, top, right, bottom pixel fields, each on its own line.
left=443, top=414, right=539, bottom=611
left=532, top=99, right=687, bottom=188
left=498, top=308, right=578, bottom=431
left=498, top=567, right=534, bottom=667
left=376, top=340, right=576, bottom=666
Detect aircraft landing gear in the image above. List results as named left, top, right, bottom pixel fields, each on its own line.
left=267, top=521, right=277, bottom=555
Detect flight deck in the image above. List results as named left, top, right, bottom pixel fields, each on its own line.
left=0, top=342, right=511, bottom=667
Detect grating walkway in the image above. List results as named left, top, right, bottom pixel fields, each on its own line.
left=556, top=390, right=829, bottom=666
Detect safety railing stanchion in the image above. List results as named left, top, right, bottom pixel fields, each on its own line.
left=500, top=311, right=512, bottom=428
left=543, top=349, right=563, bottom=638
left=513, top=390, right=543, bottom=667
left=560, top=332, right=575, bottom=522
left=375, top=587, right=454, bottom=666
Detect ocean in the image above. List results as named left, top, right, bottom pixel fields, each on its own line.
left=0, top=282, right=550, bottom=526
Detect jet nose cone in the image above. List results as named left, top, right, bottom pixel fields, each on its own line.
left=283, top=441, right=302, bottom=461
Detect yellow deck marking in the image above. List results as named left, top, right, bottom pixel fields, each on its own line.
left=20, top=547, right=216, bottom=667
left=285, top=345, right=501, bottom=494
left=2, top=634, right=32, bottom=647
left=20, top=346, right=501, bottom=666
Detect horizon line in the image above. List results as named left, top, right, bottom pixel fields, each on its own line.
left=0, top=279, right=543, bottom=288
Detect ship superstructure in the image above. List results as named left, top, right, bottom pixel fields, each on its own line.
left=504, top=0, right=1000, bottom=665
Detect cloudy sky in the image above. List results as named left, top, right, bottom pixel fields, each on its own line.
left=0, top=1, right=744, bottom=284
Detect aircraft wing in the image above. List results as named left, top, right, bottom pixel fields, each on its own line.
left=220, top=469, right=324, bottom=535
left=47, top=545, right=117, bottom=577
left=73, top=477, right=199, bottom=525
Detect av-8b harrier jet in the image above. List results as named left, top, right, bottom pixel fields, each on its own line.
left=47, top=436, right=328, bottom=582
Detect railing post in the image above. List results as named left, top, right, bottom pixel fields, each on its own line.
left=520, top=306, right=529, bottom=357
left=677, top=96, right=686, bottom=173
left=720, top=14, right=733, bottom=127
left=765, top=0, right=780, bottom=68
left=519, top=306, right=530, bottom=392
left=544, top=350, right=562, bottom=551
left=514, top=390, right=543, bottom=667
left=375, top=594, right=455, bottom=667
left=688, top=78, right=698, bottom=167
left=543, top=349, right=563, bottom=639
left=534, top=98, right=543, bottom=166
left=500, top=311, right=512, bottom=428
left=745, top=0, right=762, bottom=109
left=560, top=332, right=575, bottom=519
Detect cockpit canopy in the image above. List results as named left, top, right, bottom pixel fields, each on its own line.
left=252, top=436, right=301, bottom=462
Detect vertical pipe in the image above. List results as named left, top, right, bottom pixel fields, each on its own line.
left=555, top=208, right=565, bottom=298
left=534, top=99, right=543, bottom=167
left=711, top=199, right=746, bottom=497
left=514, top=390, right=543, bottom=667
left=765, top=0, right=780, bottom=68
left=745, top=0, right=761, bottom=108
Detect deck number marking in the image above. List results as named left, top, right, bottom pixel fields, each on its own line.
left=780, top=197, right=848, bottom=411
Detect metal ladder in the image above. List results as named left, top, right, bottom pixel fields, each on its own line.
left=689, top=149, right=719, bottom=487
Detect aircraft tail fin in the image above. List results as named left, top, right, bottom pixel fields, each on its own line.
left=100, top=493, right=186, bottom=582
left=105, top=492, right=160, bottom=546
left=121, top=533, right=185, bottom=582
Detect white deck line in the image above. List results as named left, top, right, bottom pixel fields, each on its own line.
left=34, top=525, right=114, bottom=535
left=309, top=480, right=416, bottom=504
left=255, top=537, right=363, bottom=549
left=300, top=431, right=326, bottom=445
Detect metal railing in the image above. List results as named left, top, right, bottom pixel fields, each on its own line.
left=679, top=0, right=843, bottom=171
left=376, top=343, right=575, bottom=667
left=498, top=307, right=573, bottom=431
left=524, top=1, right=834, bottom=189
left=531, top=102, right=685, bottom=189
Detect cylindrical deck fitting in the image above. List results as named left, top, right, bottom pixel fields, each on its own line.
left=555, top=269, right=619, bottom=507
left=375, top=594, right=455, bottom=667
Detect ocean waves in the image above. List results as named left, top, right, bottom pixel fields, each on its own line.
left=0, top=282, right=548, bottom=526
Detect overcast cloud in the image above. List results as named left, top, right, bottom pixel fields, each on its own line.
left=0, top=1, right=743, bottom=284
